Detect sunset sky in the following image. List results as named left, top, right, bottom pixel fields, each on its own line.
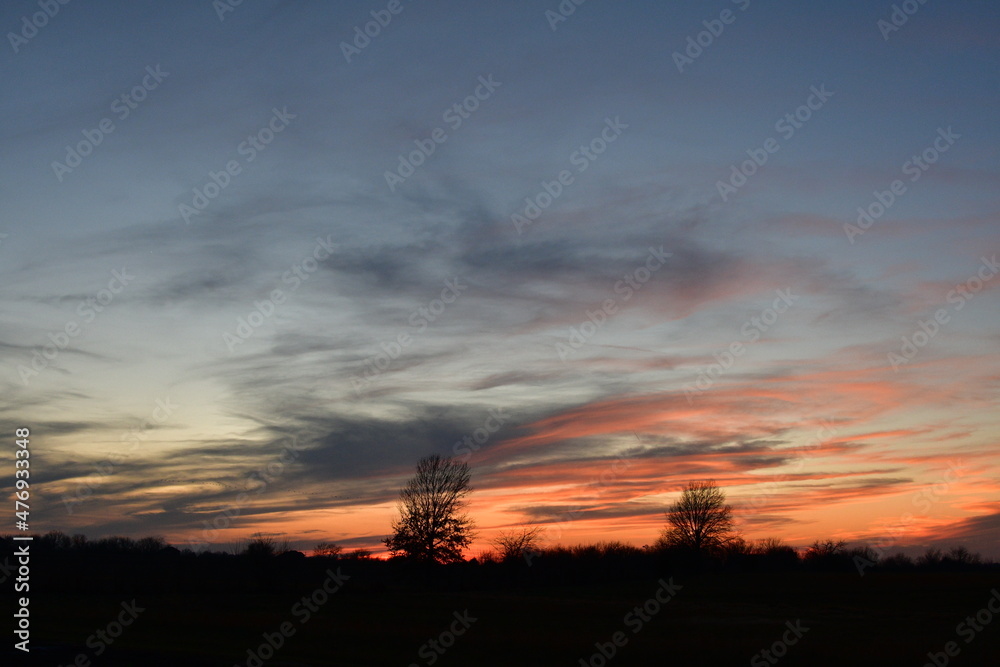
left=2, top=0, right=999, bottom=558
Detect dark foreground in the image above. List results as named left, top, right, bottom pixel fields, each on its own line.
left=12, top=572, right=1000, bottom=666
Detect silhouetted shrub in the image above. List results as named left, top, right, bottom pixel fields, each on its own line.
left=492, top=526, right=543, bottom=562
left=877, top=553, right=914, bottom=571
left=917, top=548, right=944, bottom=568
left=314, top=541, right=343, bottom=558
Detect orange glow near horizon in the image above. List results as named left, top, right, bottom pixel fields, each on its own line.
left=37, top=348, right=999, bottom=560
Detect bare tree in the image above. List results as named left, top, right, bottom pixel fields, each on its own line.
left=804, top=539, right=847, bottom=560
left=242, top=532, right=290, bottom=557
left=384, top=455, right=476, bottom=563
left=491, top=525, right=542, bottom=562
left=945, top=546, right=981, bottom=566
left=752, top=536, right=789, bottom=555
left=314, top=541, right=343, bottom=558
left=657, top=480, right=735, bottom=554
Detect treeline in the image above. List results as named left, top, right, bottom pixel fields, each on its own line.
left=479, top=538, right=999, bottom=579
left=2, top=531, right=996, bottom=597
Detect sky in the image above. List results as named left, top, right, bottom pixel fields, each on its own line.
left=2, top=0, right=999, bottom=558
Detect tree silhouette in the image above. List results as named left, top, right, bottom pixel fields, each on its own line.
left=242, top=532, right=290, bottom=558
left=384, top=455, right=475, bottom=563
left=804, top=539, right=847, bottom=560
left=658, top=480, right=735, bottom=554
left=491, top=525, right=542, bottom=562
left=314, top=541, right=343, bottom=558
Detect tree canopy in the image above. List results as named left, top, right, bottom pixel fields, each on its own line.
left=658, top=480, right=735, bottom=554
left=384, top=455, right=475, bottom=563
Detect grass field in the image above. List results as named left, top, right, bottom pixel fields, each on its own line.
left=14, top=571, right=1000, bottom=666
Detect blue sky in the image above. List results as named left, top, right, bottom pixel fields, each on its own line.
left=2, top=0, right=999, bottom=556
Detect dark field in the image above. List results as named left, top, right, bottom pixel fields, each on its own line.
left=17, top=572, right=1000, bottom=666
